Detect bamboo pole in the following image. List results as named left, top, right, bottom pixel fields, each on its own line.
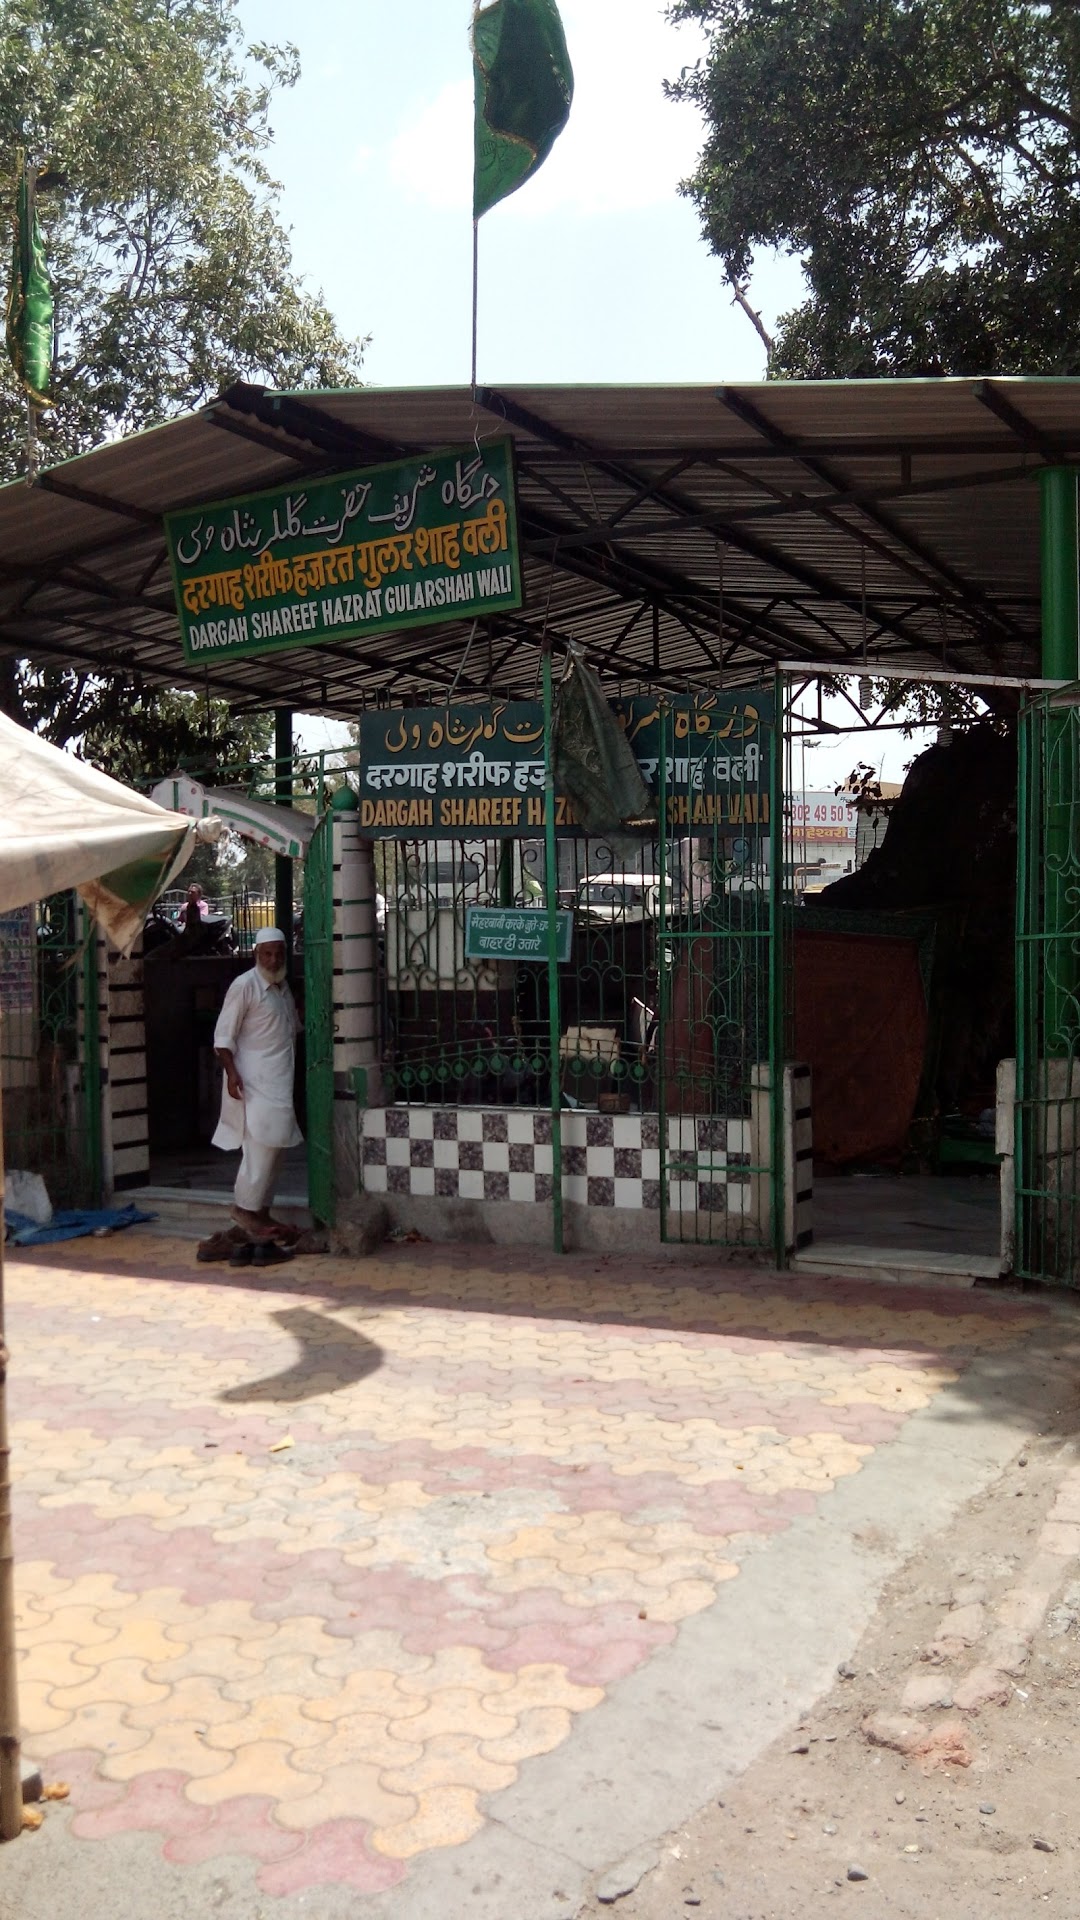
left=0, top=1032, right=23, bottom=1841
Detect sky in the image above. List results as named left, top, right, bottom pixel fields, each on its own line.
left=239, top=0, right=804, bottom=388
left=240, top=0, right=926, bottom=781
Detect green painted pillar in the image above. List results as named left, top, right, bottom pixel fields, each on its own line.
left=1041, top=468, right=1080, bottom=682
left=275, top=708, right=294, bottom=968
left=1039, top=471, right=1080, bottom=1056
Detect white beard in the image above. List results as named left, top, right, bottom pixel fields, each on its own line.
left=258, top=962, right=287, bottom=984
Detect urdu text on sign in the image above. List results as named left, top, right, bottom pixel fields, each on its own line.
left=165, top=442, right=523, bottom=666
left=358, top=692, right=772, bottom=837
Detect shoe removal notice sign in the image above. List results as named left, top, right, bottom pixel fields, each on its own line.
left=165, top=441, right=523, bottom=665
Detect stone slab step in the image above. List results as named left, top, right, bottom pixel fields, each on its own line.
left=792, top=1239, right=1005, bottom=1290
left=128, top=1185, right=315, bottom=1239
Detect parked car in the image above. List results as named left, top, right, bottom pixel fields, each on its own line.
left=575, top=873, right=663, bottom=926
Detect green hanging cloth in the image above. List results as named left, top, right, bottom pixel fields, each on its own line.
left=473, top=0, right=574, bottom=219
left=554, top=656, right=656, bottom=835
left=6, top=151, right=54, bottom=408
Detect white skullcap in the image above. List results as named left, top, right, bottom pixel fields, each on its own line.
left=254, top=926, right=286, bottom=946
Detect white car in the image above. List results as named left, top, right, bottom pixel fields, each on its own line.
left=576, top=873, right=663, bottom=925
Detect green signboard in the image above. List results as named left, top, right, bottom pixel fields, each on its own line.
left=165, top=442, right=522, bottom=666
left=465, top=906, right=574, bottom=963
left=358, top=691, right=771, bottom=837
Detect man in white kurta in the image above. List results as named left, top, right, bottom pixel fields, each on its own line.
left=212, top=928, right=302, bottom=1231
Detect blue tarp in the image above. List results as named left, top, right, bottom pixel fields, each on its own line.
left=4, top=1204, right=155, bottom=1247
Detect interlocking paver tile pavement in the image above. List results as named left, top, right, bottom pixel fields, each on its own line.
left=0, top=1232, right=1066, bottom=1920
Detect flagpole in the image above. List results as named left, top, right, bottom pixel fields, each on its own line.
left=24, top=397, right=38, bottom=487
left=23, top=162, right=39, bottom=485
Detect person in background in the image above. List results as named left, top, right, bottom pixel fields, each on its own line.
left=212, top=928, right=302, bottom=1252
left=183, top=882, right=209, bottom=928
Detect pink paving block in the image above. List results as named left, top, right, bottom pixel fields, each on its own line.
left=562, top=1634, right=674, bottom=1687
left=397, top=1615, right=515, bottom=1657
left=257, top=1820, right=407, bottom=1898
left=42, top=1749, right=127, bottom=1814
left=71, top=1771, right=211, bottom=1843
left=165, top=1795, right=304, bottom=1866
left=485, top=1623, right=656, bottom=1680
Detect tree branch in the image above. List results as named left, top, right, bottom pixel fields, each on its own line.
left=725, top=267, right=775, bottom=355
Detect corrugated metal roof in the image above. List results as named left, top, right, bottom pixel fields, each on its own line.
left=0, top=375, right=1070, bottom=714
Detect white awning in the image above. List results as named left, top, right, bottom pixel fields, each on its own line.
left=0, top=712, right=221, bottom=952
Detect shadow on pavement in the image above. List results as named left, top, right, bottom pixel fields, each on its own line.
left=11, top=1234, right=1080, bottom=1443
left=218, top=1305, right=383, bottom=1404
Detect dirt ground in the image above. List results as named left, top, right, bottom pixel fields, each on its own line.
left=576, top=1341, right=1080, bottom=1919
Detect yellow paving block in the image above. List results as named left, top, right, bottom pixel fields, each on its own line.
left=312, top=1632, right=432, bottom=1683
left=202, top=1694, right=329, bottom=1754
left=148, top=1636, right=268, bottom=1688
left=37, top=1703, right=150, bottom=1764
left=127, top=1675, right=248, bottom=1733
left=274, top=1761, right=418, bottom=1833
left=17, top=1640, right=98, bottom=1692
left=292, top=1712, right=423, bottom=1775
left=480, top=1665, right=605, bottom=1718
left=372, top=1783, right=485, bottom=1859
left=108, top=1612, right=196, bottom=1668
left=386, top=1689, right=517, bottom=1747
left=19, top=1607, right=122, bottom=1654
left=397, top=1647, right=516, bottom=1698
left=380, top=1731, right=517, bottom=1797
left=49, top=1658, right=170, bottom=1712
left=16, top=1679, right=74, bottom=1738
left=185, top=1739, right=324, bottom=1808
left=479, top=1704, right=572, bottom=1765
left=303, top=1669, right=429, bottom=1725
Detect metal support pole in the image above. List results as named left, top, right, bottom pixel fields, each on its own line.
left=769, top=671, right=787, bottom=1267
left=274, top=709, right=294, bottom=968
left=1039, top=472, right=1080, bottom=1056
left=542, top=645, right=564, bottom=1255
left=0, top=1030, right=23, bottom=1841
left=657, top=711, right=669, bottom=1245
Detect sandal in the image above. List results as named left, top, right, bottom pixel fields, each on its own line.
left=197, top=1228, right=247, bottom=1264
left=228, top=1243, right=255, bottom=1267
left=252, top=1242, right=294, bottom=1267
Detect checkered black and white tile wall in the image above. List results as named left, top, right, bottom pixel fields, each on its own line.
left=360, top=1107, right=754, bottom=1215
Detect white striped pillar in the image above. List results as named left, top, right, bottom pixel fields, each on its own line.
left=104, top=932, right=150, bottom=1192
left=330, top=798, right=383, bottom=1192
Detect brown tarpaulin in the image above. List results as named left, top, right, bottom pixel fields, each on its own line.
left=793, top=926, right=927, bottom=1167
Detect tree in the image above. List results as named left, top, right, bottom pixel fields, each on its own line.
left=667, top=0, right=1080, bottom=377
left=0, top=0, right=365, bottom=766
left=0, top=0, right=363, bottom=464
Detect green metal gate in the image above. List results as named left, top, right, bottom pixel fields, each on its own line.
left=304, top=811, right=336, bottom=1226
left=656, top=688, right=785, bottom=1257
left=0, top=894, right=101, bottom=1209
left=1015, top=688, right=1080, bottom=1283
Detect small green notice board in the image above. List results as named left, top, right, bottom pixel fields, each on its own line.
left=465, top=906, right=573, bottom=964
left=165, top=441, right=522, bottom=666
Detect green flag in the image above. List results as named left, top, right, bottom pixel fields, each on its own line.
left=6, top=152, right=54, bottom=408
left=473, top=0, right=574, bottom=219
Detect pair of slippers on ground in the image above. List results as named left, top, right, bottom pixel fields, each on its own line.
left=197, top=1223, right=298, bottom=1267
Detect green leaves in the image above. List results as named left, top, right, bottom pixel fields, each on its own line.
left=668, top=0, right=1080, bottom=373
left=0, top=0, right=364, bottom=474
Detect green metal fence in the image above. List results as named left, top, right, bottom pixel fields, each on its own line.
left=304, top=811, right=336, bottom=1227
left=380, top=832, right=663, bottom=1112
left=1015, top=689, right=1080, bottom=1283
left=0, top=894, right=101, bottom=1210
left=656, top=694, right=784, bottom=1253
